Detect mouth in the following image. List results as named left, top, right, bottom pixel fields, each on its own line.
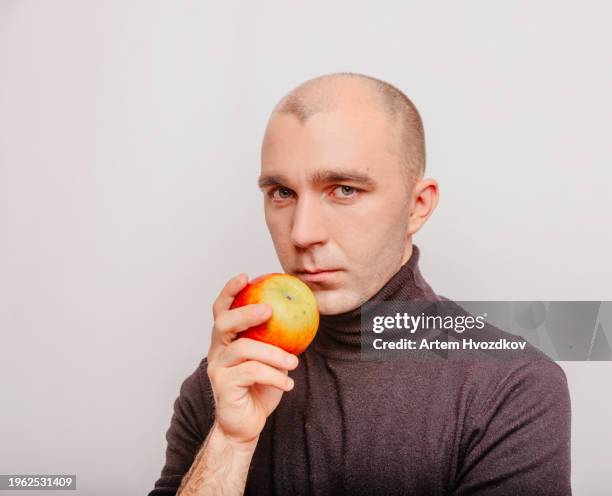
left=295, top=269, right=341, bottom=283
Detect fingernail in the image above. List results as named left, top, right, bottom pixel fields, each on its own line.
left=286, top=354, right=298, bottom=367
left=286, top=377, right=294, bottom=389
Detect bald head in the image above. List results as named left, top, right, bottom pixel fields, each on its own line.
left=269, top=72, right=426, bottom=189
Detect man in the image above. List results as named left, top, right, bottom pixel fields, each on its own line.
left=149, top=73, right=571, bottom=495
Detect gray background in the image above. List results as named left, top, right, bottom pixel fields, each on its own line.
left=0, top=1, right=610, bottom=494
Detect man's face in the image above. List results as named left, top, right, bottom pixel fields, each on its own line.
left=259, top=99, right=413, bottom=315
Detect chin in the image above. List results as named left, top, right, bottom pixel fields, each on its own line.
left=313, top=288, right=362, bottom=316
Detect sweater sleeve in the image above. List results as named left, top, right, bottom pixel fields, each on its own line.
left=454, top=359, right=572, bottom=496
left=148, top=357, right=216, bottom=496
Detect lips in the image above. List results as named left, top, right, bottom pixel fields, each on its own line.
left=295, top=269, right=341, bottom=283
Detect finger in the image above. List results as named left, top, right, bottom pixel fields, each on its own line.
left=213, top=273, right=248, bottom=319
left=219, top=338, right=299, bottom=370
left=213, top=303, right=272, bottom=340
left=228, top=360, right=294, bottom=392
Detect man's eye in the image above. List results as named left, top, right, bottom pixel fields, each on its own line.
left=270, top=187, right=293, bottom=200
left=334, top=185, right=358, bottom=198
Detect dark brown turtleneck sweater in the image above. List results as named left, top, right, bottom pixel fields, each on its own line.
left=149, top=245, right=571, bottom=495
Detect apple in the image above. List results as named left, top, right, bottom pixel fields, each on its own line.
left=230, top=273, right=320, bottom=355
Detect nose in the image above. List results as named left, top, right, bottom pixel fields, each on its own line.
left=290, top=192, right=328, bottom=249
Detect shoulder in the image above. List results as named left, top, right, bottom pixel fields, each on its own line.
left=180, top=356, right=213, bottom=398
left=433, top=298, right=571, bottom=417
left=454, top=353, right=572, bottom=494
left=459, top=343, right=571, bottom=438
left=173, top=357, right=216, bottom=437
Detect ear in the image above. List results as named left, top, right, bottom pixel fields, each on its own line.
left=407, top=179, right=439, bottom=235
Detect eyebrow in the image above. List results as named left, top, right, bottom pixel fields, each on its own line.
left=257, top=167, right=376, bottom=190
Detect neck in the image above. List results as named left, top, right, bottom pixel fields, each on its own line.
left=401, top=242, right=414, bottom=266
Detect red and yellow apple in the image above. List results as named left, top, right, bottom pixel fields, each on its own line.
left=230, top=273, right=320, bottom=355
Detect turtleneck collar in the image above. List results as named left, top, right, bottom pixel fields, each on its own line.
left=309, top=244, right=440, bottom=361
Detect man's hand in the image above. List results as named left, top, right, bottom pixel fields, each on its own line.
left=176, top=273, right=300, bottom=495
left=206, top=273, right=300, bottom=446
